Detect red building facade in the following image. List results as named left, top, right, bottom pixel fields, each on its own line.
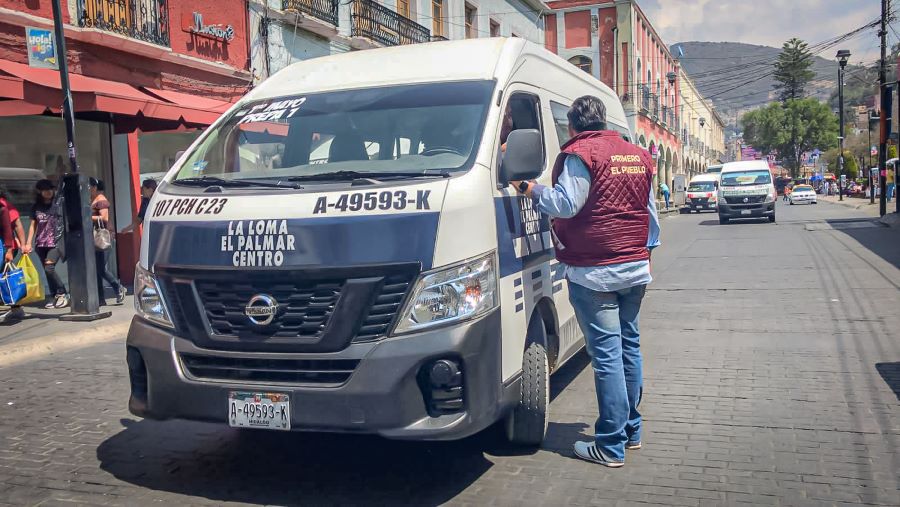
left=545, top=0, right=682, bottom=193
left=0, top=0, right=251, bottom=281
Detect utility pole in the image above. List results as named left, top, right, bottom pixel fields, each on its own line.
left=878, top=0, right=889, bottom=216
left=50, top=0, right=110, bottom=321
left=837, top=50, right=851, bottom=201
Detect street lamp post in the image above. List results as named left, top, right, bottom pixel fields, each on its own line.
left=836, top=49, right=850, bottom=201
left=50, top=0, right=110, bottom=321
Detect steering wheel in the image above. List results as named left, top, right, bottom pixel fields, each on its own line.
left=421, top=146, right=463, bottom=156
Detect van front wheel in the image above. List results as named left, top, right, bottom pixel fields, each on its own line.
left=505, top=340, right=549, bottom=447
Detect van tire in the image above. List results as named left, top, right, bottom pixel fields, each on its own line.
left=505, top=340, right=549, bottom=447
left=768, top=215, right=776, bottom=223
left=719, top=216, right=729, bottom=224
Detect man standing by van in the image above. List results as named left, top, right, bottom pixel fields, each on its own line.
left=511, top=96, right=659, bottom=467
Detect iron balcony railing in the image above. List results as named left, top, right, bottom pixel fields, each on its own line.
left=78, top=0, right=169, bottom=46
left=661, top=105, right=669, bottom=126
left=351, top=0, right=430, bottom=46
left=650, top=94, right=659, bottom=119
left=283, top=0, right=339, bottom=26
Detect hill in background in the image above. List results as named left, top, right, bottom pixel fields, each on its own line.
left=671, top=41, right=841, bottom=129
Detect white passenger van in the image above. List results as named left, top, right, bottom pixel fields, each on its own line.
left=685, top=173, right=719, bottom=212
left=717, top=160, right=777, bottom=224
left=126, top=38, right=634, bottom=445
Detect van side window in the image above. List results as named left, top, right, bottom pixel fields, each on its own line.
left=549, top=101, right=571, bottom=147
left=500, top=94, right=545, bottom=164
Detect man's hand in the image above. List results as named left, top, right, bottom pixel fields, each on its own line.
left=509, top=180, right=534, bottom=197
left=3, top=249, right=12, bottom=263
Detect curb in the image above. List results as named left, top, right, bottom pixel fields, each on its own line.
left=0, top=321, right=129, bottom=368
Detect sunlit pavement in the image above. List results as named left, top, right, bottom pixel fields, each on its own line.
left=0, top=200, right=898, bottom=506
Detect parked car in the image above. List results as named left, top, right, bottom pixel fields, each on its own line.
left=789, top=184, right=817, bottom=205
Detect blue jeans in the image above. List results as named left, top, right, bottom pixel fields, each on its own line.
left=568, top=281, right=646, bottom=461
left=663, top=191, right=670, bottom=209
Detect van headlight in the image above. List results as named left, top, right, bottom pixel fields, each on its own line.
left=134, top=263, right=174, bottom=329
left=394, top=253, right=498, bottom=334
left=764, top=192, right=776, bottom=202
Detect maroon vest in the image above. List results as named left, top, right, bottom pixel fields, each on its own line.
left=551, top=131, right=654, bottom=267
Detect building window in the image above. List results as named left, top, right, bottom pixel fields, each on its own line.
left=397, top=0, right=410, bottom=18
left=432, top=0, right=445, bottom=38
left=568, top=55, right=592, bottom=74
left=490, top=19, right=500, bottom=37
left=465, top=3, right=477, bottom=39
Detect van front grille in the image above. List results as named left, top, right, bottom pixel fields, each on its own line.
left=180, top=354, right=359, bottom=386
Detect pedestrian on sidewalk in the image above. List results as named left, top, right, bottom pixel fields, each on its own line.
left=659, top=181, right=670, bottom=210
left=511, top=95, right=660, bottom=468
left=0, top=187, right=27, bottom=252
left=784, top=185, right=792, bottom=202
left=0, top=194, right=25, bottom=324
left=23, top=179, right=69, bottom=309
left=89, top=178, right=125, bottom=306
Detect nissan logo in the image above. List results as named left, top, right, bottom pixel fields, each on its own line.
left=244, top=294, right=279, bottom=326
left=742, top=197, right=749, bottom=203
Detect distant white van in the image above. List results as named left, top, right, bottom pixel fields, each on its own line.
left=127, top=38, right=635, bottom=446
left=685, top=173, right=719, bottom=212
left=717, top=160, right=777, bottom=224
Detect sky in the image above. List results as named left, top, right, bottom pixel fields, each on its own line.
left=639, top=0, right=888, bottom=66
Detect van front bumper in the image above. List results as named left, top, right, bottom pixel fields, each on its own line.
left=126, top=310, right=512, bottom=440
left=718, top=201, right=775, bottom=218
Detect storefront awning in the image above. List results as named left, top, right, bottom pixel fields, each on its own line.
left=0, top=60, right=233, bottom=125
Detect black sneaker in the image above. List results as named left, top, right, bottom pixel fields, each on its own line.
left=0, top=307, right=26, bottom=324
left=44, top=297, right=59, bottom=309
left=573, top=441, right=624, bottom=468
left=625, top=440, right=642, bottom=450
left=116, top=286, right=127, bottom=304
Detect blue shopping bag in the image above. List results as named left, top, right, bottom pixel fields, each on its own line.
left=1, top=262, right=26, bottom=305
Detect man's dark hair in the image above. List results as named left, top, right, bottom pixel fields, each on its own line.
left=141, top=178, right=158, bottom=190
left=567, top=95, right=607, bottom=133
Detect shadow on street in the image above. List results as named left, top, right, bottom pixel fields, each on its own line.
left=875, top=362, right=900, bottom=401
left=829, top=220, right=900, bottom=270
left=96, top=350, right=591, bottom=505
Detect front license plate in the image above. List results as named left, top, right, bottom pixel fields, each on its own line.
left=741, top=210, right=752, bottom=215
left=228, top=392, right=291, bottom=431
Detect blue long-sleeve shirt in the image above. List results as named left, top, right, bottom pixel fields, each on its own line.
left=532, top=155, right=660, bottom=292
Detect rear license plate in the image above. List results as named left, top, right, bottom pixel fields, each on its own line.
left=741, top=210, right=751, bottom=215
left=228, top=392, right=291, bottom=431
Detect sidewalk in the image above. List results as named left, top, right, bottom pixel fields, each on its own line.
left=0, top=296, right=133, bottom=367
left=818, top=194, right=883, bottom=216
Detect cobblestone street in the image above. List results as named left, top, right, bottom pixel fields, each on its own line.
left=1, top=200, right=898, bottom=506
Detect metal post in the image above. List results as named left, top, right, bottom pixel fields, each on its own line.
left=50, top=0, right=110, bottom=321
left=869, top=114, right=875, bottom=204
left=838, top=62, right=845, bottom=201
left=878, top=0, right=888, bottom=216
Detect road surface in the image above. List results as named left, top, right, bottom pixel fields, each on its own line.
left=0, top=200, right=898, bottom=506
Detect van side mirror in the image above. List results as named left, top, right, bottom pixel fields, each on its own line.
left=500, top=129, right=543, bottom=184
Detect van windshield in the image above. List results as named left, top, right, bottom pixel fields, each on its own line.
left=721, top=170, right=771, bottom=187
left=688, top=181, right=716, bottom=192
left=173, top=81, right=495, bottom=182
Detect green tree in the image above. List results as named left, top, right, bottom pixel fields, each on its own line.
left=825, top=149, right=859, bottom=179
left=742, top=98, right=839, bottom=178
left=773, top=38, right=816, bottom=102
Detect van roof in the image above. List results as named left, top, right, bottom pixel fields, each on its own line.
left=721, top=160, right=770, bottom=172
left=690, top=173, right=719, bottom=182
left=246, top=38, right=618, bottom=103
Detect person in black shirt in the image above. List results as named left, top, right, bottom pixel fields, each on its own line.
left=24, top=179, right=69, bottom=309
left=136, top=178, right=157, bottom=225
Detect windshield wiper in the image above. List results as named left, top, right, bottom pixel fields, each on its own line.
left=286, top=170, right=449, bottom=182
left=173, top=176, right=299, bottom=189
